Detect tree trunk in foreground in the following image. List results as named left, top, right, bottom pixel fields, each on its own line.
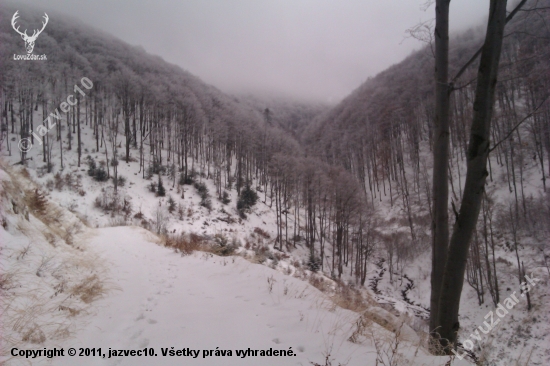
left=436, top=0, right=508, bottom=350
left=430, top=0, right=451, bottom=341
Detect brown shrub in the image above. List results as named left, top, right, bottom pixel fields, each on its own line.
left=164, top=234, right=203, bottom=256
left=71, top=274, right=105, bottom=304
left=330, top=281, right=373, bottom=313
left=26, top=189, right=48, bottom=217
left=21, top=323, right=46, bottom=344
left=253, top=227, right=271, bottom=239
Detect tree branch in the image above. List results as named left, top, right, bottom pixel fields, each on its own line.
left=489, top=94, right=550, bottom=153
left=451, top=0, right=528, bottom=85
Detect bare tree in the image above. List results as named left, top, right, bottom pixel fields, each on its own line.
left=431, top=0, right=527, bottom=352
left=429, top=0, right=451, bottom=342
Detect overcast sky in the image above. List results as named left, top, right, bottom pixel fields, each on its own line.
left=9, top=0, right=497, bottom=103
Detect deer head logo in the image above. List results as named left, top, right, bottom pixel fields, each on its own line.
left=11, top=11, right=49, bottom=54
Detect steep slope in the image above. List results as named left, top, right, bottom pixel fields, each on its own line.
left=0, top=163, right=464, bottom=366
left=0, top=3, right=306, bottom=175
left=304, top=2, right=550, bottom=194
left=0, top=161, right=109, bottom=361
left=301, top=1, right=550, bottom=364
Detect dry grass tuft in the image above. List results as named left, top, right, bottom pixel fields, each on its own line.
left=329, top=281, right=375, bottom=313
left=63, top=222, right=83, bottom=246
left=16, top=243, right=32, bottom=260
left=0, top=270, right=17, bottom=291
left=309, top=274, right=331, bottom=293
left=0, top=162, right=110, bottom=358
left=44, top=232, right=57, bottom=246
left=19, top=168, right=31, bottom=179
left=58, top=305, right=83, bottom=317
left=10, top=301, right=48, bottom=344
left=70, top=274, right=105, bottom=304
left=21, top=323, right=47, bottom=344
left=163, top=232, right=238, bottom=257
left=370, top=324, right=404, bottom=366
left=26, top=189, right=48, bottom=215
left=164, top=233, right=204, bottom=255
left=253, top=227, right=270, bottom=239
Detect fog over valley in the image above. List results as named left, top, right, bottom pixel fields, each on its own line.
left=11, top=0, right=490, bottom=102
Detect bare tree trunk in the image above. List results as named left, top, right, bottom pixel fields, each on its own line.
left=429, top=0, right=451, bottom=341
left=436, top=0, right=508, bottom=349
left=77, top=93, right=81, bottom=167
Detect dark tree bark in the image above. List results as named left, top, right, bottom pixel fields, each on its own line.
left=77, top=93, right=81, bottom=167
left=429, top=0, right=451, bottom=342
left=436, top=0, right=509, bottom=350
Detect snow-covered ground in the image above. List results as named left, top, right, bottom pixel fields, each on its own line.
left=49, top=225, right=443, bottom=366
left=1, top=101, right=549, bottom=365
left=0, top=167, right=460, bottom=365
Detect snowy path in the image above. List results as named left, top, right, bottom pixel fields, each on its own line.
left=50, top=226, right=372, bottom=366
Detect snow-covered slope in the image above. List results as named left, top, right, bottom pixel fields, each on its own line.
left=1, top=161, right=470, bottom=366
left=2, top=98, right=549, bottom=364
left=49, top=225, right=440, bottom=366
left=0, top=162, right=108, bottom=363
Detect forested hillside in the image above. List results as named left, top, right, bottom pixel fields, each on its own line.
left=305, top=4, right=550, bottom=204
left=302, top=1, right=550, bottom=280
left=0, top=4, right=367, bottom=281
left=0, top=4, right=308, bottom=193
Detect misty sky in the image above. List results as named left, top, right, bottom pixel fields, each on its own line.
left=9, top=0, right=497, bottom=103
